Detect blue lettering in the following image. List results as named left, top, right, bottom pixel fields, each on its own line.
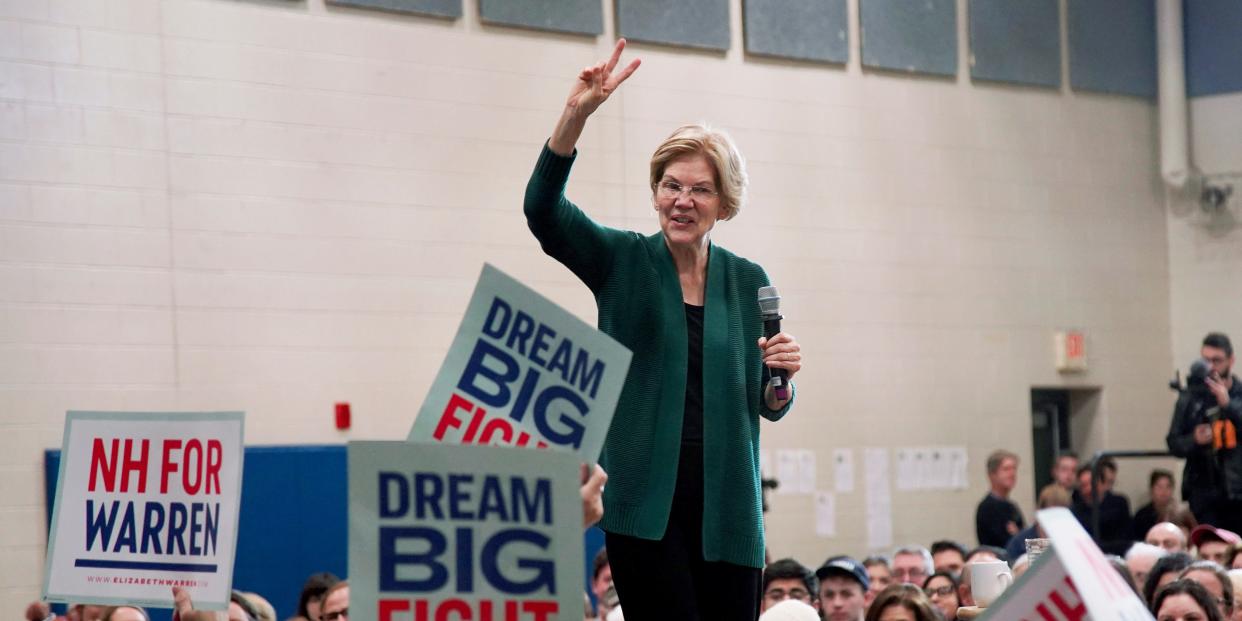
left=456, top=527, right=474, bottom=593
left=508, top=367, right=541, bottom=423
left=379, top=472, right=409, bottom=518
left=85, top=499, right=119, bottom=552
left=203, top=503, right=218, bottom=556
left=481, top=529, right=555, bottom=595
left=506, top=311, right=536, bottom=355
left=458, top=340, right=520, bottom=407
left=379, top=527, right=447, bottom=591
left=189, top=503, right=203, bottom=555
left=481, top=297, right=512, bottom=340
left=448, top=474, right=473, bottom=520
left=547, top=338, right=573, bottom=381
left=511, top=478, right=552, bottom=525
left=529, top=324, right=556, bottom=366
left=140, top=503, right=164, bottom=554
left=166, top=502, right=188, bottom=555
left=113, top=502, right=137, bottom=553
left=477, top=475, right=509, bottom=522
left=415, top=473, right=444, bottom=520
left=534, top=386, right=588, bottom=449
left=570, top=351, right=606, bottom=400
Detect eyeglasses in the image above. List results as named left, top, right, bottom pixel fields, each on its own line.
left=322, top=609, right=348, bottom=621
left=764, top=587, right=810, bottom=602
left=925, top=585, right=955, bottom=598
left=657, top=180, right=717, bottom=200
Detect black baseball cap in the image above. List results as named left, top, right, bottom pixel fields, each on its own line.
left=815, top=556, right=870, bottom=591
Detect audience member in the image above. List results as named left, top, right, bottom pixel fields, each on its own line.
left=1051, top=452, right=1079, bottom=491
left=862, top=555, right=895, bottom=610
left=1149, top=521, right=1191, bottom=553
left=863, top=584, right=939, bottom=621
left=758, top=600, right=819, bottom=621
left=1128, top=542, right=1170, bottom=588
left=591, top=548, right=615, bottom=619
left=1229, top=544, right=1242, bottom=570
left=25, top=602, right=51, bottom=621
left=100, top=609, right=146, bottom=621
left=1106, top=554, right=1141, bottom=598
left=1070, top=459, right=1133, bottom=554
left=975, top=450, right=1024, bottom=547
left=957, top=562, right=977, bottom=608
left=1228, top=569, right=1242, bottom=621
left=1145, top=553, right=1196, bottom=606
left=295, top=573, right=339, bottom=621
left=1005, top=483, right=1070, bottom=560
left=1134, top=469, right=1177, bottom=540
left=930, top=541, right=967, bottom=578
left=1171, top=503, right=1201, bottom=542
left=1152, top=579, right=1226, bottom=621
left=891, top=546, right=933, bottom=585
left=1181, top=561, right=1236, bottom=620
left=815, top=556, right=869, bottom=621
left=964, top=546, right=1006, bottom=565
left=921, top=571, right=960, bottom=621
left=1194, top=525, right=1242, bottom=566
left=762, top=558, right=816, bottom=611
left=241, top=593, right=276, bottom=621
left=319, top=583, right=347, bottom=621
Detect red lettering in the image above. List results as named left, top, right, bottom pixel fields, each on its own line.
left=183, top=439, right=203, bottom=494
left=379, top=599, right=410, bottom=621
left=1050, top=589, right=1087, bottom=621
left=415, top=602, right=428, bottom=621
left=89, top=438, right=118, bottom=492
left=435, top=599, right=471, bottom=621
left=161, top=439, right=182, bottom=494
left=435, top=395, right=474, bottom=440
left=479, top=418, right=512, bottom=444
left=521, top=602, right=556, bottom=621
left=119, top=439, right=149, bottom=493
left=462, top=406, right=487, bottom=443
left=206, top=439, right=222, bottom=494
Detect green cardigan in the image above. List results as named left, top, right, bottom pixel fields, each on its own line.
left=523, top=144, right=794, bottom=568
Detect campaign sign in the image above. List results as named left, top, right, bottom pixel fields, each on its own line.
left=979, top=507, right=1153, bottom=620
left=407, top=264, right=632, bottom=462
left=43, top=411, right=245, bottom=610
left=349, top=441, right=583, bottom=621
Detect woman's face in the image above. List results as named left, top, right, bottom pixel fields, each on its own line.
left=925, top=576, right=959, bottom=620
left=654, top=154, right=721, bottom=250
left=877, top=604, right=915, bottom=621
left=1157, top=593, right=1210, bottom=621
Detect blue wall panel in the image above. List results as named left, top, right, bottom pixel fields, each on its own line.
left=860, top=0, right=957, bottom=77
left=743, top=0, right=848, bottom=64
left=1185, top=0, right=1242, bottom=97
left=969, top=0, right=1061, bottom=88
left=616, top=0, right=730, bottom=51
left=1068, top=0, right=1156, bottom=98
left=327, top=0, right=460, bottom=18
left=479, top=0, right=603, bottom=36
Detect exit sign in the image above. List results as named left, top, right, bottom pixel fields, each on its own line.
left=1055, top=330, right=1087, bottom=373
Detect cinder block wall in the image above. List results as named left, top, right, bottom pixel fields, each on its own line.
left=0, top=0, right=1182, bottom=608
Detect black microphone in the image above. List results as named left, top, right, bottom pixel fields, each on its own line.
left=757, top=286, right=789, bottom=400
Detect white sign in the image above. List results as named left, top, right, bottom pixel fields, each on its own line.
left=43, top=411, right=245, bottom=610
left=980, top=508, right=1153, bottom=620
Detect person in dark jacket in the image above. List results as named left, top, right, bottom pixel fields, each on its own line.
left=1132, top=469, right=1177, bottom=541
left=975, top=450, right=1024, bottom=547
left=1167, top=332, right=1242, bottom=533
left=1070, top=459, right=1133, bottom=555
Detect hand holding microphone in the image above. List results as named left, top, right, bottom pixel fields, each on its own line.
left=758, top=286, right=802, bottom=407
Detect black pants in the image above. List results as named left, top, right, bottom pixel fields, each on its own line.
left=604, top=443, right=761, bottom=621
left=1190, top=493, right=1242, bottom=534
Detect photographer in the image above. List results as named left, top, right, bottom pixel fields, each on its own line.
left=1167, top=332, right=1242, bottom=533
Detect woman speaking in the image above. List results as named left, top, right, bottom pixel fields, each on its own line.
left=523, top=39, right=803, bottom=620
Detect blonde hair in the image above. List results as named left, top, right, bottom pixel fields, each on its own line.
left=649, top=124, right=747, bottom=220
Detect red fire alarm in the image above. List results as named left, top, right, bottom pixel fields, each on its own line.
left=335, top=402, right=352, bottom=430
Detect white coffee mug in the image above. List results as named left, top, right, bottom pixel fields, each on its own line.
left=971, top=560, right=1014, bottom=608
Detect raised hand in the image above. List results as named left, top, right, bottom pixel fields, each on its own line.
left=565, top=38, right=642, bottom=118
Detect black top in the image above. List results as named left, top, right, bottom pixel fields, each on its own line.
left=975, top=493, right=1025, bottom=547
left=1071, top=490, right=1133, bottom=547
left=681, top=303, right=704, bottom=445
left=1131, top=501, right=1160, bottom=541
